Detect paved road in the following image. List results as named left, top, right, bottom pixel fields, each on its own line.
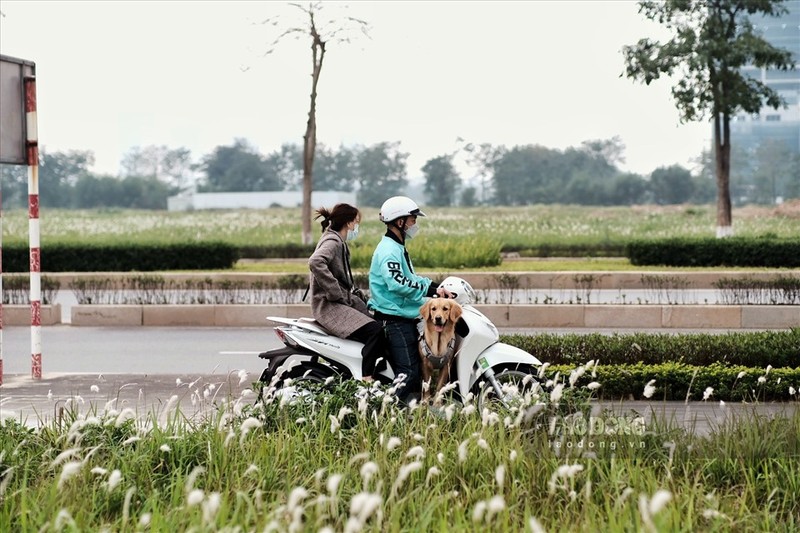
left=1, top=325, right=796, bottom=435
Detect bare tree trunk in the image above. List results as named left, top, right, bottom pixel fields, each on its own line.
left=714, top=111, right=733, bottom=238
left=301, top=14, right=325, bottom=246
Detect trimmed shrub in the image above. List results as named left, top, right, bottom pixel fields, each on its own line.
left=501, top=329, right=800, bottom=369
left=3, top=242, right=238, bottom=272
left=626, top=237, right=800, bottom=267
left=545, top=362, right=800, bottom=402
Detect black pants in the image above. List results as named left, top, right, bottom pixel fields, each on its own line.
left=348, top=321, right=388, bottom=377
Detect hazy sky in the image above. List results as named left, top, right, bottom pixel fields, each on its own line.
left=0, top=1, right=713, bottom=183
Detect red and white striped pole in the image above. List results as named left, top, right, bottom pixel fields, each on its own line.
left=25, top=75, right=42, bottom=380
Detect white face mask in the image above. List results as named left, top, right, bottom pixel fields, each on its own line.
left=346, top=223, right=360, bottom=241
left=404, top=223, right=419, bottom=239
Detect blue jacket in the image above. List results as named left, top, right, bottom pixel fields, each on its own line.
left=368, top=233, right=435, bottom=319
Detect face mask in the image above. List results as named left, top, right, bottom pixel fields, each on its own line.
left=346, top=224, right=359, bottom=241
left=404, top=223, right=419, bottom=239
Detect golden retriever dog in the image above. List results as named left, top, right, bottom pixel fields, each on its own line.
left=419, top=298, right=463, bottom=403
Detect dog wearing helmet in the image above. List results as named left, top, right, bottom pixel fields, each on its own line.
left=367, top=196, right=452, bottom=404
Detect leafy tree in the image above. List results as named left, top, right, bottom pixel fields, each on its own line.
left=355, top=141, right=408, bottom=207
left=121, top=145, right=195, bottom=190
left=422, top=155, right=461, bottom=207
left=259, top=2, right=369, bottom=244
left=751, top=139, right=800, bottom=204
left=623, top=0, right=796, bottom=236
left=199, top=139, right=282, bottom=192
left=72, top=175, right=123, bottom=208
left=460, top=186, right=478, bottom=207
left=608, top=173, right=650, bottom=205
left=275, top=143, right=359, bottom=192
left=492, top=145, right=572, bottom=205
left=461, top=141, right=505, bottom=205
left=0, top=163, right=28, bottom=208
left=323, top=145, right=359, bottom=192
left=580, top=136, right=627, bottom=167
left=36, top=149, right=95, bottom=208
left=650, top=165, right=695, bottom=205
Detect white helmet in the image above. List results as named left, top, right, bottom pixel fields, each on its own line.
left=438, top=276, right=476, bottom=306
left=379, top=196, right=426, bottom=223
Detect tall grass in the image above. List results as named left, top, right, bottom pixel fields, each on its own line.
left=3, top=205, right=798, bottom=249
left=1, top=376, right=798, bottom=531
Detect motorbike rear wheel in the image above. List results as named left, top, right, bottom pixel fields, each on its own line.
left=475, top=366, right=542, bottom=413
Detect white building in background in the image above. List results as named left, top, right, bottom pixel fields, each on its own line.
left=167, top=190, right=357, bottom=211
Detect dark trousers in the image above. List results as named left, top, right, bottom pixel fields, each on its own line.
left=382, top=319, right=421, bottom=402
left=348, top=320, right=388, bottom=377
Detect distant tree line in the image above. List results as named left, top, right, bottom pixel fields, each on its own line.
left=1, top=136, right=797, bottom=210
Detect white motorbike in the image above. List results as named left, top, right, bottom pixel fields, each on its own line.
left=256, top=276, right=543, bottom=408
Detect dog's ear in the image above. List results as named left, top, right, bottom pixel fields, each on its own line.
left=420, top=299, right=431, bottom=321
left=450, top=301, right=463, bottom=323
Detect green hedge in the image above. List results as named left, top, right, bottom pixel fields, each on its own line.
left=3, top=242, right=238, bottom=272
left=626, top=237, right=800, bottom=267
left=501, top=330, right=800, bottom=369
left=545, top=362, right=800, bottom=402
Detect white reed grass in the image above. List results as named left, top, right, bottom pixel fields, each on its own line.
left=108, top=469, right=122, bottom=491
left=58, top=461, right=82, bottom=489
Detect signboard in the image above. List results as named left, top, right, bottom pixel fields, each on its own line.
left=0, top=54, right=36, bottom=165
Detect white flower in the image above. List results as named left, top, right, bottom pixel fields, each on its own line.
left=237, top=369, right=248, bottom=385
left=386, top=437, right=402, bottom=451
left=529, top=516, right=546, bottom=533
left=550, top=383, right=564, bottom=404
left=425, top=466, right=440, bottom=483
left=703, top=509, right=729, bottom=520
left=702, top=387, right=713, bottom=401
left=643, top=379, right=656, bottom=399
left=472, top=501, right=487, bottom=523
left=90, top=385, right=100, bottom=393
left=360, top=462, right=379, bottom=484
left=288, top=487, right=308, bottom=511
left=486, top=495, right=506, bottom=522
left=458, top=439, right=470, bottom=463
left=348, top=492, right=382, bottom=531
left=58, top=462, right=82, bottom=488
left=139, top=513, right=152, bottom=527
left=495, top=464, right=506, bottom=490
left=160, top=444, right=171, bottom=452
left=587, top=382, right=601, bottom=390
left=187, top=489, right=204, bottom=506
left=758, top=376, right=767, bottom=384
left=327, top=474, right=343, bottom=495
left=108, top=469, right=122, bottom=491
left=406, top=446, right=425, bottom=459
left=649, top=489, right=672, bottom=515
left=240, top=417, right=262, bottom=435
left=736, top=371, right=746, bottom=380
left=176, top=378, right=182, bottom=386
left=790, top=386, right=796, bottom=396
left=202, top=492, right=221, bottom=525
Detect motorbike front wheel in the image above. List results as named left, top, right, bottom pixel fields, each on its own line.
left=475, top=366, right=542, bottom=413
